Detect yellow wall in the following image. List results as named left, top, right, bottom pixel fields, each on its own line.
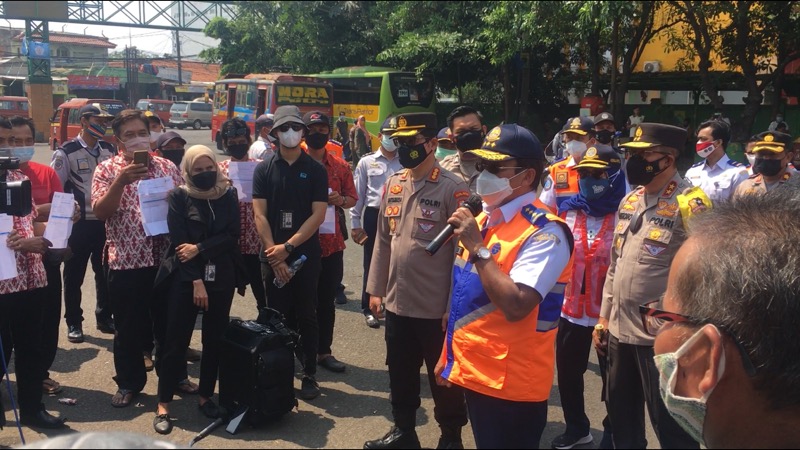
left=635, top=7, right=734, bottom=72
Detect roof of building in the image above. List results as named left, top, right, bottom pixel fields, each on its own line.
left=107, top=59, right=220, bottom=83
left=14, top=32, right=117, bottom=49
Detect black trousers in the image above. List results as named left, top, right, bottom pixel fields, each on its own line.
left=41, top=258, right=63, bottom=380
left=384, top=311, right=467, bottom=431
left=465, top=389, right=547, bottom=449
left=262, top=255, right=321, bottom=376
left=318, top=251, right=343, bottom=356
left=244, top=253, right=267, bottom=310
left=63, top=220, right=111, bottom=327
left=107, top=267, right=168, bottom=392
left=557, top=317, right=611, bottom=438
left=359, top=207, right=379, bottom=314
left=0, top=289, right=45, bottom=414
left=157, top=279, right=234, bottom=403
left=606, top=334, right=699, bottom=449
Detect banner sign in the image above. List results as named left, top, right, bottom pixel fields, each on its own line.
left=66, top=75, right=120, bottom=90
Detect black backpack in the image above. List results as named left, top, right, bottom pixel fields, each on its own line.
left=219, top=308, right=299, bottom=426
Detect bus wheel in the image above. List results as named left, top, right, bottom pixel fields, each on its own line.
left=193, top=120, right=202, bottom=130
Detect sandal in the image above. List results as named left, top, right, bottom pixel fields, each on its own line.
left=176, top=379, right=199, bottom=395
left=42, top=378, right=63, bottom=395
left=111, top=388, right=136, bottom=408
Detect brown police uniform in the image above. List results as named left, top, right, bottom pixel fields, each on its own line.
left=366, top=164, right=469, bottom=318
left=735, top=171, right=798, bottom=196
left=735, top=131, right=798, bottom=196
left=440, top=153, right=479, bottom=193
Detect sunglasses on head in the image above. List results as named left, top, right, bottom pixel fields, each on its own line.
left=277, top=123, right=304, bottom=133
left=224, top=127, right=249, bottom=138
left=475, top=160, right=525, bottom=175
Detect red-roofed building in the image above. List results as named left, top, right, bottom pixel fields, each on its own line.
left=12, top=31, right=116, bottom=67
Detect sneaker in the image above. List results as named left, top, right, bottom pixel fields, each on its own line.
left=551, top=433, right=593, bottom=449
left=66, top=325, right=84, bottom=343
left=299, top=375, right=320, bottom=400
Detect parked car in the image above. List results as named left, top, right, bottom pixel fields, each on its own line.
left=49, top=98, right=126, bottom=150
left=135, top=98, right=173, bottom=125
left=168, top=101, right=212, bottom=130
left=0, top=96, right=30, bottom=119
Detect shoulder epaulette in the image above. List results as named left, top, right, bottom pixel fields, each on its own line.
left=726, top=159, right=743, bottom=167
left=520, top=203, right=551, bottom=228
left=691, top=161, right=703, bottom=168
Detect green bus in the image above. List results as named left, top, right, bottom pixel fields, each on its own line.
left=312, top=66, right=436, bottom=149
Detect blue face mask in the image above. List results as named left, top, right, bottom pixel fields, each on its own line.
left=381, top=135, right=397, bottom=152
left=11, top=146, right=35, bottom=163
left=579, top=176, right=610, bottom=200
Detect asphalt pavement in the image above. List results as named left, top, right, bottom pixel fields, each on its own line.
left=0, top=130, right=657, bottom=448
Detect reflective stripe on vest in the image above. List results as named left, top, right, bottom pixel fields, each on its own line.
left=561, top=210, right=614, bottom=319
left=441, top=206, right=573, bottom=402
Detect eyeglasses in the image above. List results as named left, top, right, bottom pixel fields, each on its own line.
left=224, top=127, right=249, bottom=138
left=392, top=136, right=433, bottom=148
left=475, top=160, right=525, bottom=175
left=277, top=123, right=304, bottom=133
left=577, top=169, right=607, bottom=179
left=639, top=300, right=757, bottom=376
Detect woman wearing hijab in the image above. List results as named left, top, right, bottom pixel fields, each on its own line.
left=350, top=115, right=372, bottom=169
left=152, top=145, right=246, bottom=435
left=550, top=143, right=627, bottom=450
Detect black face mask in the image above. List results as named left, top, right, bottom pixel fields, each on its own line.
left=305, top=132, right=329, bottom=150
left=626, top=153, right=668, bottom=186
left=398, top=140, right=432, bottom=169
left=191, top=171, right=218, bottom=191
left=160, top=150, right=184, bottom=168
left=455, top=130, right=485, bottom=152
left=596, top=129, right=614, bottom=145
left=754, top=157, right=783, bottom=177
left=226, top=143, right=249, bottom=160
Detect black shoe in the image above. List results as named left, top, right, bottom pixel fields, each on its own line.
left=551, top=433, right=593, bottom=449
left=20, top=407, right=66, bottom=429
left=153, top=413, right=172, bottom=435
left=436, top=436, right=464, bottom=449
left=96, top=318, right=115, bottom=334
left=364, top=426, right=421, bottom=449
left=365, top=314, right=380, bottom=329
left=335, top=290, right=348, bottom=305
left=66, top=325, right=84, bottom=343
left=198, top=399, right=221, bottom=419
left=299, top=375, right=320, bottom=400
left=318, top=355, right=346, bottom=373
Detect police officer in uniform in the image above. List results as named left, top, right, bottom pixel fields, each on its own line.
left=440, top=106, right=487, bottom=193
left=735, top=131, right=797, bottom=196
left=364, top=112, right=469, bottom=449
left=594, top=123, right=710, bottom=449
left=537, top=116, right=596, bottom=215
left=435, top=124, right=573, bottom=449
left=685, top=120, right=748, bottom=203
left=51, top=104, right=116, bottom=343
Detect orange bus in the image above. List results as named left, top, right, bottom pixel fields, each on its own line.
left=0, top=96, right=30, bottom=119
left=212, top=73, right=333, bottom=149
left=49, top=98, right=126, bottom=150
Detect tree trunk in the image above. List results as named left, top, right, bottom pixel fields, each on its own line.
left=589, top=28, right=601, bottom=96
left=503, top=62, right=511, bottom=122
left=610, top=15, right=620, bottom=127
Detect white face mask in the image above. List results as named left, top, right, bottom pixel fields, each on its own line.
left=653, top=325, right=726, bottom=447
left=476, top=170, right=524, bottom=208
left=123, top=136, right=151, bottom=153
left=565, top=140, right=587, bottom=160
left=381, top=135, right=397, bottom=152
left=149, top=131, right=164, bottom=144
left=278, top=129, right=302, bottom=148
left=746, top=154, right=756, bottom=167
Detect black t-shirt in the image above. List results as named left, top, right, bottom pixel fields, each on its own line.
left=252, top=149, right=328, bottom=262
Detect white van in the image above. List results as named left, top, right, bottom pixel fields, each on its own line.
left=168, top=101, right=213, bottom=130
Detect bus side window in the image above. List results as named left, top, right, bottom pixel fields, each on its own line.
left=68, top=108, right=81, bottom=125
left=51, top=108, right=61, bottom=123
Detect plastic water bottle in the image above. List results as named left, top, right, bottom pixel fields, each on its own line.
left=273, top=255, right=307, bottom=288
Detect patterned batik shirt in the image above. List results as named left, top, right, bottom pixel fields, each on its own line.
left=0, top=170, right=47, bottom=295
left=218, top=159, right=261, bottom=256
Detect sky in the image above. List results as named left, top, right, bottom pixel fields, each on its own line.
left=4, top=0, right=225, bottom=58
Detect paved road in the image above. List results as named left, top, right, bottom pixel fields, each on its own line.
left=0, top=132, right=657, bottom=448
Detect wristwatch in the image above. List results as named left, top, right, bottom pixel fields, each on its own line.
left=284, top=242, right=295, bottom=254
left=470, top=246, right=491, bottom=264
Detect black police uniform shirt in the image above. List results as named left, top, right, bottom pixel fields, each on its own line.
left=252, top=149, right=328, bottom=262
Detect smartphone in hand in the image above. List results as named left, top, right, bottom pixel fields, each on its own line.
left=133, top=150, right=149, bottom=166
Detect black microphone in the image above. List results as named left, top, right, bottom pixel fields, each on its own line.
left=190, top=417, right=225, bottom=447
left=425, top=193, right=483, bottom=256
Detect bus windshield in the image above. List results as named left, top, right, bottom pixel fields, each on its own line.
left=388, top=73, right=434, bottom=109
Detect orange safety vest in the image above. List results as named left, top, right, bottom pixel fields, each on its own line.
left=439, top=205, right=573, bottom=402
left=560, top=210, right=614, bottom=319
left=552, top=158, right=580, bottom=211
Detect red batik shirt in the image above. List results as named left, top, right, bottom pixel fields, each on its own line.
left=218, top=159, right=261, bottom=255
left=91, top=155, right=183, bottom=271
left=0, top=170, right=47, bottom=295
left=319, top=151, right=358, bottom=257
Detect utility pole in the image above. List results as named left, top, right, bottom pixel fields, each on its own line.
left=175, top=30, right=183, bottom=87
